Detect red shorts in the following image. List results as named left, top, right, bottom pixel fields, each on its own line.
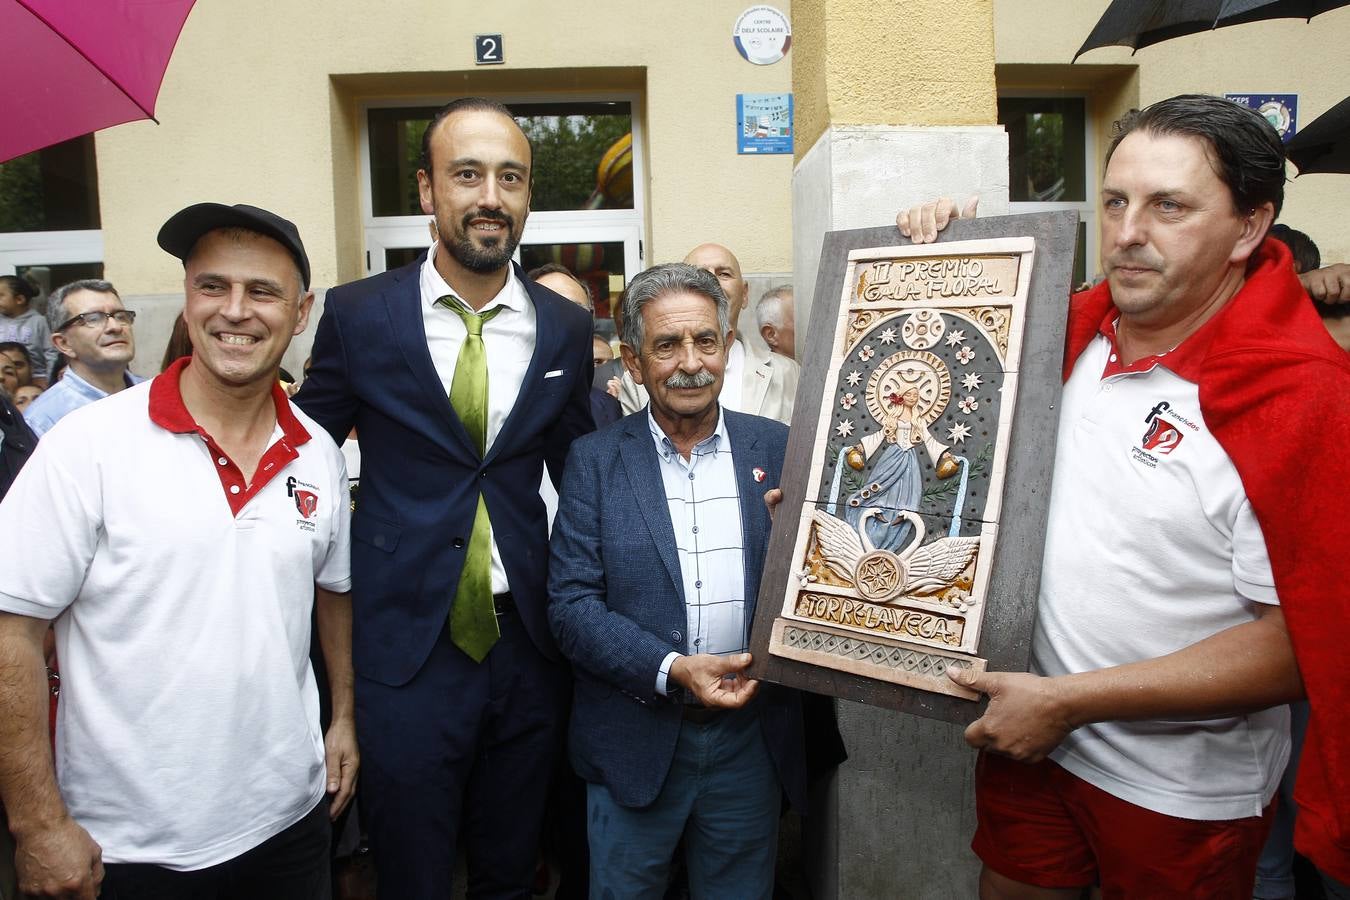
left=972, top=752, right=1272, bottom=899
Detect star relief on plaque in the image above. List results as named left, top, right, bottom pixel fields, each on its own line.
left=768, top=238, right=1036, bottom=699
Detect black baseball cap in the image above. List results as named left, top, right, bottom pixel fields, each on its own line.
left=157, top=203, right=311, bottom=289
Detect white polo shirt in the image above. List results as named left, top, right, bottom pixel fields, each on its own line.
left=0, top=358, right=351, bottom=869
left=1036, top=325, right=1288, bottom=821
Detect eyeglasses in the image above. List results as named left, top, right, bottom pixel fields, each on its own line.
left=56, top=310, right=136, bottom=332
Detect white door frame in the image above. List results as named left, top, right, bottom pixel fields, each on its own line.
left=0, top=230, right=104, bottom=276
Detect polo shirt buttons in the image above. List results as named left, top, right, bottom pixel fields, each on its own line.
left=453, top=537, right=465, bottom=549
left=229, top=485, right=240, bottom=495
left=217, top=457, right=227, bottom=466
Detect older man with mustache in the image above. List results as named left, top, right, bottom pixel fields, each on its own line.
left=548, top=263, right=805, bottom=899
left=616, top=244, right=801, bottom=424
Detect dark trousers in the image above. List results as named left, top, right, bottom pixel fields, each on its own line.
left=544, top=685, right=589, bottom=900
left=101, top=799, right=330, bottom=900
left=357, top=609, right=568, bottom=900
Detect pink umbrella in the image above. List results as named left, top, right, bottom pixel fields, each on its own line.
left=1, top=0, right=198, bottom=164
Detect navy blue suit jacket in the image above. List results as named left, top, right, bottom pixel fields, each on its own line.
left=589, top=388, right=622, bottom=430
left=296, top=257, right=594, bottom=686
left=548, top=408, right=806, bottom=810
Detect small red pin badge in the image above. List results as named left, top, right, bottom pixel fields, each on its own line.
left=752, top=467, right=766, bottom=483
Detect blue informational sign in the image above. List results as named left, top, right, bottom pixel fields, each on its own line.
left=737, top=93, right=793, bottom=155
left=1225, top=93, right=1298, bottom=142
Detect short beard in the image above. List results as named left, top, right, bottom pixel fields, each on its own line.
left=664, top=369, right=715, bottom=389
left=448, top=209, right=521, bottom=274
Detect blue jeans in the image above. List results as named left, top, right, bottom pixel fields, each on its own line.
left=586, top=706, right=781, bottom=900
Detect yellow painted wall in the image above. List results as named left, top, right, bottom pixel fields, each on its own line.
left=89, top=0, right=1350, bottom=292
left=996, top=0, right=1350, bottom=263
left=96, top=0, right=796, bottom=294
left=793, top=0, right=997, bottom=158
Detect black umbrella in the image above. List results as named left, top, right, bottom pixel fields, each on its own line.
left=1287, top=96, right=1350, bottom=174
left=1074, top=0, right=1350, bottom=60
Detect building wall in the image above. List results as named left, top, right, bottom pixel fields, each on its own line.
left=95, top=0, right=799, bottom=374
left=793, top=0, right=997, bottom=159
left=80, top=1, right=1350, bottom=374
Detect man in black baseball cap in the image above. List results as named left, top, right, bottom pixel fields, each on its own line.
left=157, top=202, right=312, bottom=289
left=0, top=200, right=356, bottom=899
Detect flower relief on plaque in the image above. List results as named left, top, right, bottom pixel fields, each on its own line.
left=768, top=238, right=1035, bottom=699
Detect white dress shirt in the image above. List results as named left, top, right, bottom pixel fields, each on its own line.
left=419, top=243, right=537, bottom=595
left=648, top=407, right=747, bottom=696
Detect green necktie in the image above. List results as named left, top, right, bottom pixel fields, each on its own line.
left=439, top=297, right=503, bottom=662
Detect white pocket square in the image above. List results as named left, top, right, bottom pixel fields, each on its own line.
left=544, top=369, right=565, bottom=379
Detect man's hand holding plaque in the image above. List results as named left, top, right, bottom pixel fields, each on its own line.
left=896, top=195, right=980, bottom=244
left=947, top=669, right=1074, bottom=763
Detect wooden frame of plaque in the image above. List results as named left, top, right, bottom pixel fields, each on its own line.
left=749, top=212, right=1079, bottom=725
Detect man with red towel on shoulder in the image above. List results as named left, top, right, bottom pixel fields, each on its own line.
left=901, top=94, right=1350, bottom=899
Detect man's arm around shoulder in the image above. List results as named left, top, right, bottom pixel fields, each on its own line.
left=0, top=612, right=102, bottom=899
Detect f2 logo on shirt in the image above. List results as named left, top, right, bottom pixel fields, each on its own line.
left=286, top=475, right=320, bottom=519
left=1142, top=402, right=1184, bottom=455
left=294, top=491, right=318, bottom=518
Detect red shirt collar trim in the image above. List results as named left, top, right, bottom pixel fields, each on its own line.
left=1093, top=296, right=1225, bottom=383
left=148, top=356, right=312, bottom=446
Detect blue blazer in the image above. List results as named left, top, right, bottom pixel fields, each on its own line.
left=296, top=256, right=594, bottom=686
left=548, top=408, right=806, bottom=810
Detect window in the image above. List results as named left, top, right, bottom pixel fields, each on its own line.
left=361, top=96, right=644, bottom=325
left=998, top=96, right=1093, bottom=287
left=0, top=136, right=105, bottom=294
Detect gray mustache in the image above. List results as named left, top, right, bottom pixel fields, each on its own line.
left=664, top=370, right=716, bottom=389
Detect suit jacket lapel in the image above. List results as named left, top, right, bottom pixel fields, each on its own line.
left=487, top=262, right=550, bottom=465
left=386, top=256, right=478, bottom=458
left=728, top=415, right=768, bottom=616
left=739, top=340, right=773, bottom=419
left=618, top=416, right=685, bottom=604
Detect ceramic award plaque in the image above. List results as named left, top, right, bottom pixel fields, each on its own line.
left=749, top=212, right=1079, bottom=724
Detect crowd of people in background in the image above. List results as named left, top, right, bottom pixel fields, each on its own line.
left=1, top=92, right=1349, bottom=900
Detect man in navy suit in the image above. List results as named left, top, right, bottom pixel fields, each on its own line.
left=295, top=97, right=594, bottom=899
left=549, top=263, right=805, bottom=899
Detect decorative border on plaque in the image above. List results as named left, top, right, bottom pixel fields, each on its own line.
left=771, top=619, right=984, bottom=700
left=768, top=237, right=1036, bottom=699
